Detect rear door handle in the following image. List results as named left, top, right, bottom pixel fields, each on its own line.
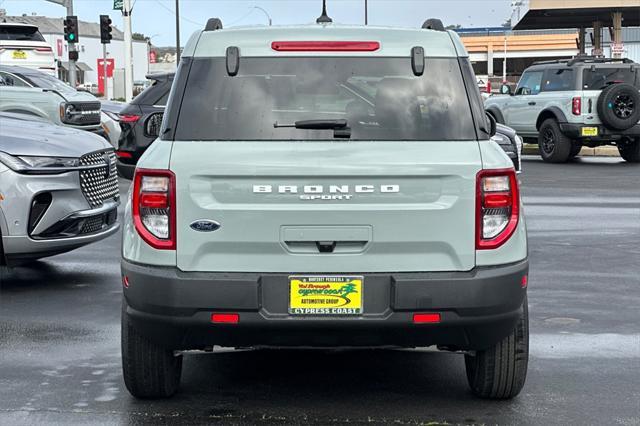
left=528, top=102, right=536, bottom=106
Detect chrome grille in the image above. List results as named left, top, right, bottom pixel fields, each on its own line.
left=79, top=150, right=119, bottom=208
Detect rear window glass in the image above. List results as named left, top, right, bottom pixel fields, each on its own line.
left=583, top=67, right=638, bottom=90
left=0, top=26, right=45, bottom=42
left=173, top=57, right=477, bottom=141
left=542, top=68, right=574, bottom=92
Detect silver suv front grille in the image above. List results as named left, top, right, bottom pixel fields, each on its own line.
left=79, top=150, right=119, bottom=208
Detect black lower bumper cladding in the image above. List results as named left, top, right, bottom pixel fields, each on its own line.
left=122, top=259, right=529, bottom=351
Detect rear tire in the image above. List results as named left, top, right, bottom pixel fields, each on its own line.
left=465, top=296, right=529, bottom=399
left=538, top=118, right=572, bottom=163
left=569, top=141, right=582, bottom=159
left=121, top=300, right=182, bottom=398
left=618, top=138, right=640, bottom=163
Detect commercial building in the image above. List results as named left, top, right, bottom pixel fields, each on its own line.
left=2, top=14, right=148, bottom=92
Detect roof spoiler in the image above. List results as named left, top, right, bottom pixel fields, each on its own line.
left=204, top=18, right=223, bottom=31
left=422, top=19, right=445, bottom=32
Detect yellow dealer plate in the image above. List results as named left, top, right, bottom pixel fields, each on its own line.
left=12, top=50, right=27, bottom=59
left=581, top=127, right=598, bottom=137
left=289, top=276, right=363, bottom=315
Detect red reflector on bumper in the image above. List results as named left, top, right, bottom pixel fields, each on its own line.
left=211, top=313, right=239, bottom=324
left=115, top=150, right=133, bottom=159
left=413, top=313, right=441, bottom=324
left=521, top=275, right=528, bottom=288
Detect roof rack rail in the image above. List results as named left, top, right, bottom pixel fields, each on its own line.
left=204, top=18, right=223, bottom=31
left=422, top=19, right=445, bottom=32
left=532, top=56, right=635, bottom=66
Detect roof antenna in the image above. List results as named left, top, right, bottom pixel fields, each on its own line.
left=316, top=0, right=333, bottom=24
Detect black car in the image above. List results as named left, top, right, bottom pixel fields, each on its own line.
left=116, top=72, right=174, bottom=179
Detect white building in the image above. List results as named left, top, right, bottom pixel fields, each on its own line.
left=3, top=15, right=148, bottom=89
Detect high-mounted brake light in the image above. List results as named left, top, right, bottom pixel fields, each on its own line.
left=572, top=97, right=581, bottom=116
left=476, top=168, right=519, bottom=250
left=35, top=46, right=53, bottom=52
left=132, top=169, right=176, bottom=250
left=271, top=41, right=380, bottom=52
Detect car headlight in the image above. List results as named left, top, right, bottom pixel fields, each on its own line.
left=0, top=151, right=79, bottom=174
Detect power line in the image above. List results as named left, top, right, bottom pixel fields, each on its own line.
left=153, top=0, right=203, bottom=27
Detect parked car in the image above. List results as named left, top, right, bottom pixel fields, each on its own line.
left=0, top=112, right=119, bottom=266
left=116, top=72, right=174, bottom=179
left=121, top=17, right=529, bottom=400
left=0, top=65, right=120, bottom=145
left=0, top=22, right=56, bottom=76
left=485, top=56, right=640, bottom=163
left=494, top=123, right=523, bottom=172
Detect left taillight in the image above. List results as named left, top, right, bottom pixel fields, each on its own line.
left=132, top=169, right=176, bottom=250
left=476, top=168, right=519, bottom=250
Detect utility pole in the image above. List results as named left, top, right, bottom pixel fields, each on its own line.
left=123, top=0, right=133, bottom=102
left=365, top=0, right=368, bottom=25
left=175, top=0, right=181, bottom=64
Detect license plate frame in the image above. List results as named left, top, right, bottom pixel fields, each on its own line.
left=12, top=50, right=27, bottom=60
left=289, top=275, right=363, bottom=316
left=581, top=127, right=598, bottom=137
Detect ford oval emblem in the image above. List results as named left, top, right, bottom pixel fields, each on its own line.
left=190, top=220, right=221, bottom=232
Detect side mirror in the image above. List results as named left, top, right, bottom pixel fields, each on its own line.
left=486, top=112, right=497, bottom=137
left=144, top=111, right=164, bottom=137
left=500, top=84, right=512, bottom=95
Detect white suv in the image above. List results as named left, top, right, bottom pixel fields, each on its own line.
left=0, top=23, right=56, bottom=76
left=485, top=57, right=640, bottom=163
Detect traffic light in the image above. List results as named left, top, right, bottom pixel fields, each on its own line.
left=100, top=15, right=112, bottom=44
left=64, top=15, right=79, bottom=43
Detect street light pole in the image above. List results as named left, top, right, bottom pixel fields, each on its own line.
left=252, top=6, right=272, bottom=26
left=175, top=0, right=181, bottom=63
left=123, top=0, right=133, bottom=102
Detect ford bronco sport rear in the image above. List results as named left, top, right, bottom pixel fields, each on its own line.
left=121, top=16, right=529, bottom=400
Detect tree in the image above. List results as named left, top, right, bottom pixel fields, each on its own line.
left=132, top=32, right=148, bottom=41
left=445, top=24, right=462, bottom=30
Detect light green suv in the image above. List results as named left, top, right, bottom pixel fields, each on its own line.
left=120, top=16, right=529, bottom=400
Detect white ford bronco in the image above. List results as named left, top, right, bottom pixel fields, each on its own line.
left=120, top=13, right=529, bottom=400
left=485, top=56, right=640, bottom=163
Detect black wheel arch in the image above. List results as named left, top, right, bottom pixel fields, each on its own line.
left=536, top=107, right=567, bottom=131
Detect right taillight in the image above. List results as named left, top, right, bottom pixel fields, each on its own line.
left=476, top=168, right=519, bottom=250
left=120, top=114, right=141, bottom=123
left=132, top=169, right=176, bottom=250
left=572, top=97, right=582, bottom=115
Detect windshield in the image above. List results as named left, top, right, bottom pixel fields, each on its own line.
left=0, top=26, right=45, bottom=42
left=24, top=72, right=77, bottom=95
left=174, top=57, right=477, bottom=141
left=583, top=67, right=639, bottom=90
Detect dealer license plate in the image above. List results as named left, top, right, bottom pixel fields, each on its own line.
left=289, top=276, right=363, bottom=315
left=581, top=127, right=598, bottom=137
left=12, top=50, right=27, bottom=60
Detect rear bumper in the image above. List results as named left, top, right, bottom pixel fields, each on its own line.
left=122, top=259, right=528, bottom=351
left=559, top=122, right=640, bottom=141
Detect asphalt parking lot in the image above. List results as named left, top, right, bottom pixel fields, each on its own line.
left=1, top=156, right=639, bottom=425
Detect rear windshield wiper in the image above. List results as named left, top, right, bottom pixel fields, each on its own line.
left=273, top=119, right=351, bottom=138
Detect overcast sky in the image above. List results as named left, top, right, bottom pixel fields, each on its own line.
left=0, top=0, right=514, bottom=46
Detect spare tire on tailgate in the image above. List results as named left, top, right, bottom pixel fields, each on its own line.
left=596, top=83, right=640, bottom=130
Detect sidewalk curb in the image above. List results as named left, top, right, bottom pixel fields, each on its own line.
left=523, top=144, right=620, bottom=157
